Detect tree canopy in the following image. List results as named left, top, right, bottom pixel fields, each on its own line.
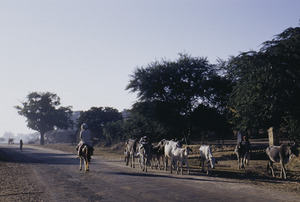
left=126, top=53, right=231, bottom=142
left=15, top=92, right=73, bottom=145
left=226, top=27, right=300, bottom=140
left=76, top=107, right=123, bottom=141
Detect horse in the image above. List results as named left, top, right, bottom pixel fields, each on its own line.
left=79, top=144, right=91, bottom=172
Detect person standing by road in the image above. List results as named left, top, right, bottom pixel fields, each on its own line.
left=20, top=139, right=23, bottom=150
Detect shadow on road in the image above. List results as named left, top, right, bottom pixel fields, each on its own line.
left=111, top=171, right=245, bottom=184
left=0, top=146, right=78, bottom=165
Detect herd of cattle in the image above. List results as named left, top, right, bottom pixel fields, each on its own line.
left=124, top=136, right=299, bottom=179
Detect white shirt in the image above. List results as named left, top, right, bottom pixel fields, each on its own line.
left=80, top=129, right=93, bottom=147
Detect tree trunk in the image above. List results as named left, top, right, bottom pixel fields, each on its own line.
left=40, top=132, right=45, bottom=145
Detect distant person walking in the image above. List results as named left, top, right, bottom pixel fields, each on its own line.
left=20, top=139, right=23, bottom=150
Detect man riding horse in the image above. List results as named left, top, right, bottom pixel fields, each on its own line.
left=76, top=123, right=94, bottom=159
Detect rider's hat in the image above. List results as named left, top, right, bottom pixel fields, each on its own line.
left=81, top=123, right=88, bottom=130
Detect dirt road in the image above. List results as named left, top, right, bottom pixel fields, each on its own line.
left=0, top=144, right=299, bottom=202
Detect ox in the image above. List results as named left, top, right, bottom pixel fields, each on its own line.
left=150, top=143, right=165, bottom=170
left=138, top=142, right=152, bottom=172
left=136, top=136, right=150, bottom=169
left=266, top=144, right=299, bottom=179
left=162, top=139, right=183, bottom=171
left=125, top=139, right=138, bottom=168
left=170, top=147, right=192, bottom=175
left=199, top=145, right=217, bottom=174
left=235, top=141, right=250, bottom=169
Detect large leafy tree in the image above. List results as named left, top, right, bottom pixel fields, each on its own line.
left=127, top=101, right=177, bottom=141
left=127, top=53, right=231, bottom=142
left=76, top=107, right=122, bottom=140
left=15, top=92, right=73, bottom=145
left=226, top=27, right=300, bottom=141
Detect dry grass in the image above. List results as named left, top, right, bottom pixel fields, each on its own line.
left=32, top=141, right=300, bottom=194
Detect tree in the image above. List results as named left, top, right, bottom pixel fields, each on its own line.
left=191, top=104, right=232, bottom=141
left=103, top=120, right=124, bottom=143
left=127, top=102, right=176, bottom=141
left=127, top=53, right=231, bottom=142
left=226, top=27, right=300, bottom=141
left=15, top=92, right=73, bottom=145
left=76, top=107, right=122, bottom=140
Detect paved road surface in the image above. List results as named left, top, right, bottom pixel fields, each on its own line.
left=0, top=144, right=298, bottom=201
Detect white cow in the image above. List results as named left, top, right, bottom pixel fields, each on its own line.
left=125, top=139, right=138, bottom=168
left=199, top=145, right=217, bottom=174
left=162, top=139, right=183, bottom=171
left=171, top=147, right=192, bottom=175
left=266, top=144, right=299, bottom=179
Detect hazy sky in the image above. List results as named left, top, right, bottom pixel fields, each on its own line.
left=0, top=0, right=299, bottom=137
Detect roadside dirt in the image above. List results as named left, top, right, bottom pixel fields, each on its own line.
left=0, top=148, right=50, bottom=201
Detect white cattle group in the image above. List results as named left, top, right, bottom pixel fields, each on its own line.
left=125, top=137, right=299, bottom=179
left=125, top=137, right=215, bottom=175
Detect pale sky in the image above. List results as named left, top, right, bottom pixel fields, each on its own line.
left=0, top=0, right=299, bottom=137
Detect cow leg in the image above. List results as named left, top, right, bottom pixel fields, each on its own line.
left=243, top=156, right=247, bottom=168
left=280, top=161, right=287, bottom=179
left=170, top=157, right=173, bottom=174
left=132, top=153, right=135, bottom=168
left=138, top=155, right=142, bottom=169
left=207, top=161, right=210, bottom=174
left=246, top=153, right=250, bottom=166
left=241, top=156, right=245, bottom=169
left=159, top=155, right=164, bottom=170
left=165, top=156, right=168, bottom=171
left=180, top=161, right=182, bottom=175
left=175, top=161, right=179, bottom=174
left=150, top=156, right=154, bottom=169
left=186, top=160, right=190, bottom=175
left=157, top=156, right=161, bottom=170
left=268, top=160, right=275, bottom=177
left=79, top=157, right=83, bottom=171
left=131, top=153, right=135, bottom=168
left=153, top=156, right=158, bottom=169
left=125, top=152, right=129, bottom=166
left=85, top=158, right=89, bottom=172
left=282, top=165, right=287, bottom=179
left=142, top=157, right=146, bottom=171
left=162, top=155, right=165, bottom=170
left=200, top=159, right=204, bottom=172
left=154, top=157, right=157, bottom=169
